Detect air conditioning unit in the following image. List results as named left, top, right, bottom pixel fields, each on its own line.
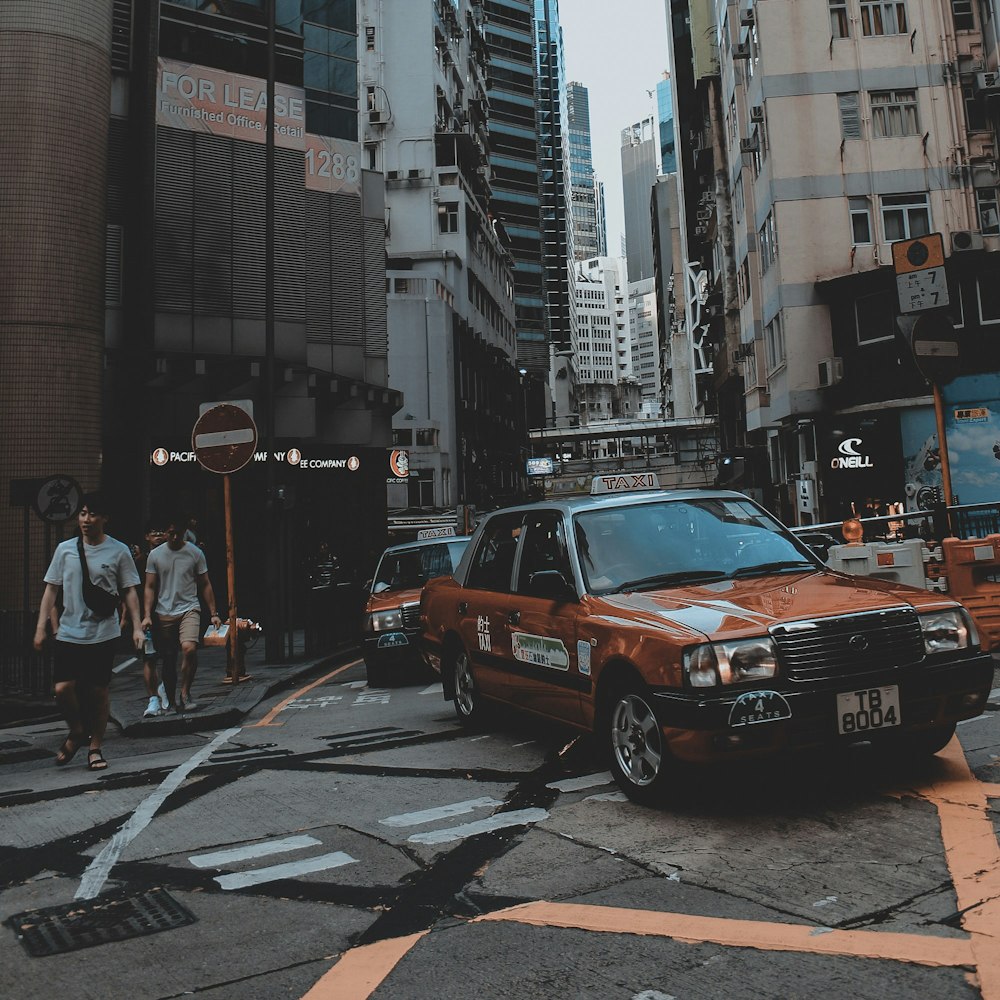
left=976, top=71, right=1000, bottom=93
left=386, top=169, right=400, bottom=180
left=408, top=168, right=425, bottom=179
left=817, top=357, right=844, bottom=388
left=740, top=7, right=755, bottom=26
left=952, top=229, right=984, bottom=251
left=750, top=104, right=764, bottom=123
left=732, top=43, right=751, bottom=59
left=739, top=135, right=759, bottom=154
left=368, top=109, right=385, bottom=124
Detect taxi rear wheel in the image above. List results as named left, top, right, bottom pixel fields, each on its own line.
left=451, top=646, right=485, bottom=727
left=605, top=682, right=671, bottom=805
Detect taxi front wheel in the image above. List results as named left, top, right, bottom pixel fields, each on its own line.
left=605, top=683, right=672, bottom=805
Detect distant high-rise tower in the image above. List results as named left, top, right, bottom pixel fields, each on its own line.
left=655, top=73, right=677, bottom=175
left=567, top=82, right=606, bottom=261
left=534, top=0, right=575, bottom=355
left=487, top=1, right=547, bottom=377
left=620, top=117, right=658, bottom=282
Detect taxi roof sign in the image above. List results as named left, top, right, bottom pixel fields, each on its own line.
left=417, top=526, right=456, bottom=540
left=591, top=472, right=661, bottom=495
left=891, top=233, right=945, bottom=274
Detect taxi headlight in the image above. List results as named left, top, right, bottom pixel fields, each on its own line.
left=370, top=609, right=404, bottom=633
left=919, top=609, right=974, bottom=654
left=684, top=638, right=777, bottom=688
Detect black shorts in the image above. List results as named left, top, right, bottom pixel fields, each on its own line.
left=53, top=639, right=118, bottom=687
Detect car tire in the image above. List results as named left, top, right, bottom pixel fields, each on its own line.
left=603, top=679, right=672, bottom=805
left=451, top=645, right=486, bottom=727
left=902, top=722, right=957, bottom=757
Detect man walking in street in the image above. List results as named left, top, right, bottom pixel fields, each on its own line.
left=130, top=522, right=172, bottom=717
left=33, top=493, right=144, bottom=771
left=142, top=516, right=222, bottom=711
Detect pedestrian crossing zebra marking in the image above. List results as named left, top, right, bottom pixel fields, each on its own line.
left=546, top=772, right=613, bottom=793
left=213, top=851, right=358, bottom=890
left=189, top=835, right=322, bottom=869
left=407, top=808, right=550, bottom=845
left=380, top=797, right=503, bottom=828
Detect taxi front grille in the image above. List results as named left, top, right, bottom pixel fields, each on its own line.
left=771, top=608, right=924, bottom=682
left=400, top=603, right=421, bottom=630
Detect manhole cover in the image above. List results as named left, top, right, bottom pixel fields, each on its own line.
left=6, top=888, right=197, bottom=957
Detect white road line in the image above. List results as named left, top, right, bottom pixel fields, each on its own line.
left=112, top=656, right=138, bottom=674
left=989, top=687, right=1000, bottom=702
left=407, top=808, right=549, bottom=845
left=547, top=772, right=613, bottom=793
left=584, top=791, right=628, bottom=803
left=958, top=715, right=993, bottom=726
left=346, top=681, right=367, bottom=689
left=214, top=851, right=357, bottom=890
left=419, top=684, right=441, bottom=695
left=467, top=734, right=491, bottom=742
left=76, top=727, right=241, bottom=900
left=380, top=797, right=502, bottom=828
left=512, top=741, right=535, bottom=748
left=189, top=835, right=322, bottom=868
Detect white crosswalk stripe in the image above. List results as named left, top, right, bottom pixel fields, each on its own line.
left=546, top=772, right=613, bottom=793
left=380, top=797, right=503, bottom=828
left=214, top=851, right=358, bottom=890
left=407, top=808, right=550, bottom=845
left=189, top=835, right=322, bottom=869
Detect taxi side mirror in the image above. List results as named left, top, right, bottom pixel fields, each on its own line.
left=526, top=570, right=576, bottom=602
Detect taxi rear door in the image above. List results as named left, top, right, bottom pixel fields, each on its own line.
left=505, top=511, right=585, bottom=723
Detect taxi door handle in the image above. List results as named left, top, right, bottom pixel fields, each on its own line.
left=508, top=610, right=520, bottom=625
left=458, top=601, right=468, bottom=615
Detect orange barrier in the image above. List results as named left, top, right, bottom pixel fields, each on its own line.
left=940, top=535, right=1000, bottom=650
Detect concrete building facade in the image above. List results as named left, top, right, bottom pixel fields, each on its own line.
left=567, top=81, right=606, bottom=261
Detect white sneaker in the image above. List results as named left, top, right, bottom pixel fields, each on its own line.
left=157, top=682, right=167, bottom=703
left=179, top=697, right=199, bottom=712
left=143, top=696, right=162, bottom=718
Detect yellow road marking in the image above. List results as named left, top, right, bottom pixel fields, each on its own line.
left=301, top=932, right=427, bottom=1000
left=301, top=737, right=1000, bottom=999
left=252, top=658, right=361, bottom=727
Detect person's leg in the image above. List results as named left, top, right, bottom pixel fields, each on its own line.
left=155, top=615, right=180, bottom=708
left=53, top=643, right=86, bottom=763
left=142, top=657, right=159, bottom=697
left=85, top=640, right=117, bottom=770
left=160, top=653, right=178, bottom=708
left=179, top=641, right=198, bottom=702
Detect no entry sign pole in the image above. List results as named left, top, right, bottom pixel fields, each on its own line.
left=192, top=402, right=259, bottom=683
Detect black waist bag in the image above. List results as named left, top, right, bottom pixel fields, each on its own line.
left=77, top=536, right=121, bottom=618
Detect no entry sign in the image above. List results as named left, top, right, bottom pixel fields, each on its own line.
left=192, top=403, right=259, bottom=474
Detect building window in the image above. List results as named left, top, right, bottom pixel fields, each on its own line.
left=951, top=0, right=975, bottom=28
left=416, top=428, right=439, bottom=446
left=964, top=84, right=988, bottom=131
left=393, top=428, right=413, bottom=446
left=856, top=290, right=897, bottom=344
left=881, top=193, right=930, bottom=240
left=850, top=197, right=873, bottom=244
left=979, top=273, right=1000, bottom=324
left=830, top=0, right=851, bottom=35
left=759, top=211, right=778, bottom=273
left=839, top=93, right=862, bottom=139
left=977, top=187, right=1000, bottom=234
left=860, top=0, right=908, bottom=33
left=438, top=202, right=459, bottom=233
left=870, top=90, right=919, bottom=137
left=764, top=313, right=786, bottom=372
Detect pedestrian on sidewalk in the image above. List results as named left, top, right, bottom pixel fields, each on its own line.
left=33, top=493, right=144, bottom=771
left=142, top=515, right=222, bottom=712
left=129, top=523, right=173, bottom=717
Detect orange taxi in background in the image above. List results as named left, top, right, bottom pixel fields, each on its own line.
left=419, top=474, right=994, bottom=804
left=362, top=529, right=471, bottom=687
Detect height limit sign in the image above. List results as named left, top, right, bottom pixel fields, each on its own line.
left=892, top=233, right=949, bottom=314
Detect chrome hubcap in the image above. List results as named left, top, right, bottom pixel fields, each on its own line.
left=455, top=653, right=475, bottom=716
left=610, top=693, right=662, bottom=787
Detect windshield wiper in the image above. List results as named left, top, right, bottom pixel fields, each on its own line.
left=613, top=570, right=729, bottom=592
left=731, top=561, right=815, bottom=578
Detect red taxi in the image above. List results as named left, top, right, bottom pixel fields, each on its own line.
left=362, top=529, right=470, bottom=686
left=419, top=474, right=993, bottom=803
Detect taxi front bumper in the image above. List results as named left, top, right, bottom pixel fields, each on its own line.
left=649, top=652, right=994, bottom=762
left=362, top=630, right=423, bottom=668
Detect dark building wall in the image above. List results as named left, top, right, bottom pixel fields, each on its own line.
left=0, top=1, right=113, bottom=607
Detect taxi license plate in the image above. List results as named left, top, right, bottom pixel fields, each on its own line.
left=836, top=686, right=900, bottom=735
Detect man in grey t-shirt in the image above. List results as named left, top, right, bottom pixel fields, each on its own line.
left=142, top=515, right=222, bottom=711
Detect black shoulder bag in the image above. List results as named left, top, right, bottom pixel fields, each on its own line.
left=76, top=536, right=121, bottom=618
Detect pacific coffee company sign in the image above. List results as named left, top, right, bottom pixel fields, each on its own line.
left=830, top=437, right=875, bottom=470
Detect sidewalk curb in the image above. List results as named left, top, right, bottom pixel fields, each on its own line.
left=112, top=645, right=361, bottom=736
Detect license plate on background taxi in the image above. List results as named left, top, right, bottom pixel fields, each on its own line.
left=836, top=686, right=900, bottom=735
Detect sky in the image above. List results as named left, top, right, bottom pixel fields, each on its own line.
left=559, top=0, right=671, bottom=256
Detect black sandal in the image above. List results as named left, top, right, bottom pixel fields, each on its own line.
left=55, top=734, right=85, bottom=766
left=87, top=749, right=109, bottom=771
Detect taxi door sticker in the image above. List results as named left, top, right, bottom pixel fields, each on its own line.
left=577, top=640, right=592, bottom=676
left=512, top=632, right=569, bottom=671
left=728, top=690, right=792, bottom=727
left=477, top=615, right=492, bottom=652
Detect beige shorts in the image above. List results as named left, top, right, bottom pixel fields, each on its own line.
left=155, top=608, right=201, bottom=650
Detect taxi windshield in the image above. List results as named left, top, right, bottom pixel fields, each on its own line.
left=373, top=540, right=468, bottom=594
left=574, top=498, right=816, bottom=595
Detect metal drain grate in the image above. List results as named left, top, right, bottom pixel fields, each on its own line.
left=6, top=888, right=197, bottom=957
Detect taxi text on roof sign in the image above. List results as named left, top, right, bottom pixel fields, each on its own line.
left=417, top=526, right=456, bottom=540
left=590, top=472, right=661, bottom=495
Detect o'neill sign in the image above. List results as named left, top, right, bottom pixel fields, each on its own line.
left=830, top=438, right=875, bottom=470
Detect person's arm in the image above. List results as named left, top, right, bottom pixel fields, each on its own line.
left=197, top=572, right=222, bottom=628
left=124, top=587, right=144, bottom=651
left=142, top=570, right=157, bottom=630
left=34, top=583, right=60, bottom=651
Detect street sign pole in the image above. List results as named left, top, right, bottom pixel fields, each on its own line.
left=932, top=385, right=955, bottom=528
left=223, top=474, right=242, bottom=682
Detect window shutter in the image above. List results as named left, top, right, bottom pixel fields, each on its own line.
left=839, top=93, right=862, bottom=139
